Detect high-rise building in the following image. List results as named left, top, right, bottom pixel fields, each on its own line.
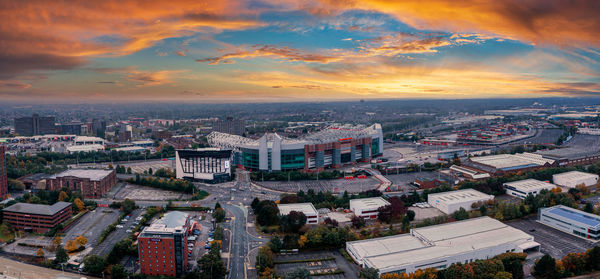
left=0, top=145, right=7, bottom=200
left=213, top=117, right=245, bottom=136
left=14, top=114, right=56, bottom=136
left=92, top=119, right=106, bottom=138
left=138, top=211, right=191, bottom=277
left=60, top=122, right=83, bottom=135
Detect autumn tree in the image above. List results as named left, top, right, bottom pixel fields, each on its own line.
left=36, top=248, right=45, bottom=257
left=76, top=235, right=88, bottom=246
left=74, top=198, right=85, bottom=212
left=58, top=191, right=68, bottom=202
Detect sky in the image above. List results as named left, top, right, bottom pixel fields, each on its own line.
left=1, top=0, right=600, bottom=103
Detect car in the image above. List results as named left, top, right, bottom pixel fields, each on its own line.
left=205, top=244, right=210, bottom=249
left=208, top=237, right=214, bottom=242
left=116, top=225, right=124, bottom=228
left=126, top=229, right=132, bottom=233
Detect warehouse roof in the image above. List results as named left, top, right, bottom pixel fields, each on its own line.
left=350, top=197, right=390, bottom=209
left=2, top=202, right=71, bottom=216
left=49, top=169, right=113, bottom=181
left=504, top=179, right=556, bottom=192
left=469, top=153, right=554, bottom=170
left=277, top=203, right=318, bottom=216
left=553, top=171, right=598, bottom=181
left=428, top=189, right=494, bottom=204
left=348, top=217, right=536, bottom=271
left=543, top=205, right=600, bottom=228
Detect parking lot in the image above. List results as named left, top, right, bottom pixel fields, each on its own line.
left=274, top=251, right=358, bottom=279
left=112, top=183, right=192, bottom=201
left=63, top=208, right=121, bottom=250
left=92, top=209, right=144, bottom=257
left=3, top=236, right=54, bottom=257
left=408, top=206, right=445, bottom=221
left=506, top=217, right=598, bottom=259
left=259, top=178, right=379, bottom=194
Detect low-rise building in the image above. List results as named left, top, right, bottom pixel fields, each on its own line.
left=138, top=211, right=190, bottom=277
left=2, top=202, right=72, bottom=233
left=349, top=197, right=390, bottom=219
left=427, top=189, right=494, bottom=214
left=277, top=203, right=319, bottom=224
left=46, top=169, right=116, bottom=199
left=539, top=205, right=600, bottom=241
left=346, top=217, right=539, bottom=276
left=503, top=179, right=557, bottom=199
left=463, top=153, right=555, bottom=176
left=552, top=171, right=599, bottom=188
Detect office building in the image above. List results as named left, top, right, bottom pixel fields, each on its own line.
left=463, top=153, right=555, bottom=176
left=552, top=171, right=599, bottom=188
left=427, top=189, right=494, bottom=214
left=346, top=217, right=539, bottom=276
left=503, top=179, right=557, bottom=199
left=2, top=202, right=72, bottom=233
left=92, top=119, right=106, bottom=137
left=0, top=145, right=7, bottom=200
left=46, top=169, right=116, bottom=199
left=213, top=117, right=245, bottom=136
left=138, top=211, right=190, bottom=277
left=60, top=122, right=83, bottom=135
left=349, top=197, right=390, bottom=219
left=208, top=123, right=383, bottom=172
left=539, top=205, right=600, bottom=241
left=14, top=114, right=56, bottom=136
left=175, top=149, right=233, bottom=184
left=277, top=203, right=319, bottom=224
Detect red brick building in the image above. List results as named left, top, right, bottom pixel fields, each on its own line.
left=2, top=202, right=72, bottom=233
left=46, top=169, right=116, bottom=199
left=0, top=145, right=7, bottom=200
left=138, top=211, right=190, bottom=277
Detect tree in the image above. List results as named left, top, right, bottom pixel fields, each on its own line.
left=74, top=198, right=85, bottom=212
left=533, top=254, right=558, bottom=279
left=256, top=246, right=274, bottom=272
left=285, top=268, right=310, bottom=279
left=213, top=208, right=226, bottom=223
left=480, top=205, right=488, bottom=216
left=585, top=246, right=600, bottom=270
left=121, top=198, right=136, bottom=214
left=54, top=246, right=68, bottom=265
left=280, top=211, right=307, bottom=233
left=76, top=235, right=88, bottom=246
left=36, top=248, right=45, bottom=257
left=58, top=191, right=68, bottom=202
left=359, top=267, right=379, bottom=279
left=126, top=167, right=132, bottom=174
left=452, top=207, right=469, bottom=221
left=256, top=201, right=280, bottom=226
left=351, top=215, right=365, bottom=229
left=251, top=198, right=260, bottom=211
left=83, top=254, right=106, bottom=275
left=65, top=239, right=78, bottom=252
left=198, top=249, right=228, bottom=279
left=110, top=264, right=127, bottom=279
left=562, top=252, right=586, bottom=276
left=406, top=210, right=416, bottom=221
left=148, top=167, right=153, bottom=175
left=215, top=202, right=222, bottom=209
left=584, top=203, right=594, bottom=213
left=269, top=236, right=283, bottom=253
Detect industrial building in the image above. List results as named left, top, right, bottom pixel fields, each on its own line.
left=463, top=153, right=555, bottom=176
left=552, top=171, right=599, bottom=188
left=349, top=197, right=390, bottom=219
left=2, top=202, right=72, bottom=233
left=503, top=179, right=557, bottom=199
left=46, top=169, right=116, bottom=198
left=0, top=145, right=6, bottom=200
left=448, top=165, right=491, bottom=180
left=14, top=114, right=56, bottom=136
left=207, top=123, right=383, bottom=172
left=138, top=211, right=191, bottom=277
left=346, top=217, right=539, bottom=276
left=539, top=205, right=600, bottom=241
left=277, top=203, right=319, bottom=224
left=175, top=149, right=233, bottom=184
left=427, top=189, right=494, bottom=214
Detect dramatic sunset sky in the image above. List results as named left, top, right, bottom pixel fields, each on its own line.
left=1, top=0, right=600, bottom=102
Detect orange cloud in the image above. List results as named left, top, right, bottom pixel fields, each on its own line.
left=196, top=45, right=342, bottom=64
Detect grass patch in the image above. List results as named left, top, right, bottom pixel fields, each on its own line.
left=339, top=248, right=354, bottom=264
left=274, top=257, right=335, bottom=264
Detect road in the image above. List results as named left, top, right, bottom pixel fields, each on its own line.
left=92, top=209, right=144, bottom=257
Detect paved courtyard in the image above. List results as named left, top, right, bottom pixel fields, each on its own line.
left=112, top=183, right=192, bottom=200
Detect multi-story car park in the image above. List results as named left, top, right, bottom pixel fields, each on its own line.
left=207, top=124, right=383, bottom=172
left=2, top=202, right=72, bottom=233
left=552, top=171, right=599, bottom=188
left=346, top=217, right=539, bottom=276
left=277, top=203, right=319, bottom=224
left=46, top=169, right=116, bottom=199
left=427, top=189, right=494, bottom=214
left=138, top=211, right=190, bottom=277
left=503, top=179, right=557, bottom=199
left=349, top=197, right=390, bottom=219
left=175, top=148, right=233, bottom=183
left=539, top=205, right=600, bottom=241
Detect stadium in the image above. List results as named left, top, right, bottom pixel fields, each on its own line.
left=207, top=123, right=383, bottom=172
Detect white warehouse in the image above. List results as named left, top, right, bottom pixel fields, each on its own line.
left=427, top=189, right=494, bottom=214
left=350, top=197, right=390, bottom=219
left=553, top=171, right=599, bottom=188
left=277, top=203, right=319, bottom=224
left=503, top=179, right=557, bottom=199
left=346, top=217, right=539, bottom=276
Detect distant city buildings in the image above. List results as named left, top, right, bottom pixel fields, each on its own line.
left=175, top=149, right=232, bottom=184
left=14, top=114, right=56, bottom=136
left=213, top=117, right=245, bottom=136
left=0, top=145, right=7, bottom=200
left=46, top=169, right=116, bottom=199
left=59, top=122, right=83, bottom=135
left=2, top=202, right=72, bottom=233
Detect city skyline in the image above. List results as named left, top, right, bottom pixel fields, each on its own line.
left=1, top=0, right=600, bottom=103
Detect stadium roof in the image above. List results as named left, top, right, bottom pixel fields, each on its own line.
left=504, top=179, right=556, bottom=192
left=350, top=197, right=390, bottom=210
left=277, top=203, right=318, bottom=216
left=2, top=202, right=71, bottom=216
left=49, top=169, right=113, bottom=181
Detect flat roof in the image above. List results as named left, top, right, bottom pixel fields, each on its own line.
left=504, top=179, right=556, bottom=192
left=469, top=153, right=554, bottom=170
left=277, top=203, right=318, bottom=216
left=553, top=171, right=599, bottom=180
left=49, top=169, right=113, bottom=181
left=543, top=205, right=600, bottom=228
left=349, top=217, right=535, bottom=271
left=428, top=189, right=493, bottom=203
left=141, top=211, right=190, bottom=235
left=2, top=202, right=71, bottom=216
left=350, top=197, right=390, bottom=209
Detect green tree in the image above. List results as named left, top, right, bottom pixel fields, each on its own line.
left=285, top=268, right=311, bottom=279
left=406, top=210, right=416, bottom=221
left=121, top=199, right=136, bottom=214
left=280, top=211, right=307, bottom=233
left=585, top=246, right=600, bottom=270
left=269, top=236, right=283, bottom=253
left=359, top=267, right=379, bottom=279
left=215, top=202, right=222, bottom=209
left=110, top=264, right=127, bottom=279
left=533, top=254, right=558, bottom=279
left=197, top=248, right=228, bottom=279
left=452, top=207, right=469, bottom=221
left=213, top=208, right=226, bottom=223
left=53, top=246, right=69, bottom=266
left=83, top=254, right=106, bottom=275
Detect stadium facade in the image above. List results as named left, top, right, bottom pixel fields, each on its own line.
left=207, top=124, right=383, bottom=172
left=175, top=148, right=233, bottom=183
